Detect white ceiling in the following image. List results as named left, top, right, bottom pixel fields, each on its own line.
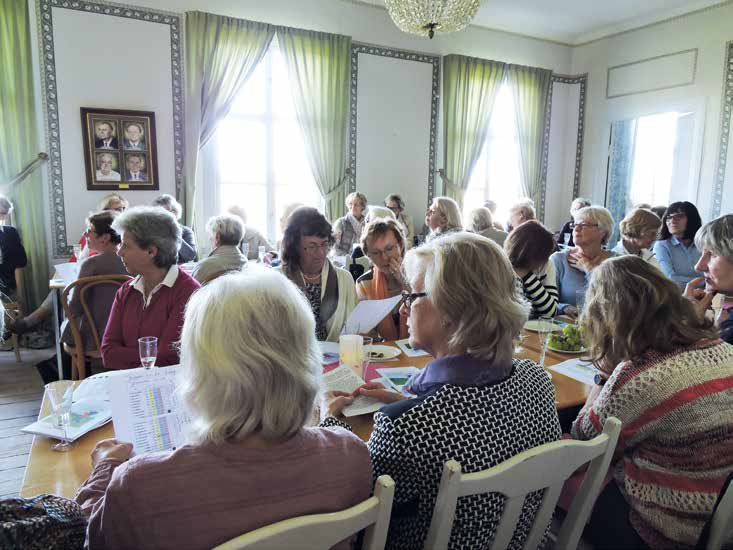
left=354, top=0, right=728, bottom=44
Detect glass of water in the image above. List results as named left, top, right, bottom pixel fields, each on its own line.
left=242, top=243, right=250, bottom=258
left=575, top=289, right=586, bottom=316
left=73, top=244, right=83, bottom=260
left=535, top=320, right=557, bottom=369
left=138, top=336, right=158, bottom=369
left=258, top=245, right=267, bottom=262
left=45, top=381, right=75, bottom=452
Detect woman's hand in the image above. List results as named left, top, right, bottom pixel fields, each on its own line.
left=387, top=256, right=404, bottom=285
left=563, top=305, right=578, bottom=317
left=684, top=276, right=715, bottom=319
left=356, top=382, right=406, bottom=404
left=568, top=250, right=612, bottom=273
left=321, top=390, right=354, bottom=419
left=91, top=439, right=133, bottom=467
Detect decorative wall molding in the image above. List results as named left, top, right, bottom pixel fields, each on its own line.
left=606, top=49, right=698, bottom=99
left=712, top=40, right=733, bottom=217
left=36, top=0, right=183, bottom=257
left=539, top=83, right=553, bottom=223
left=551, top=73, right=587, bottom=200
left=348, top=43, right=440, bottom=207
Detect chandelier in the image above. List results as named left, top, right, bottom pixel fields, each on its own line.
left=385, top=0, right=482, bottom=39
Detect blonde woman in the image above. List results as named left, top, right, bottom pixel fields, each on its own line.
left=572, top=255, right=733, bottom=549
left=333, top=191, right=367, bottom=255
left=425, top=196, right=462, bottom=242
left=325, top=233, right=560, bottom=549
left=468, top=206, right=507, bottom=247
left=226, top=204, right=274, bottom=261
left=507, top=198, right=536, bottom=231
left=611, top=208, right=662, bottom=270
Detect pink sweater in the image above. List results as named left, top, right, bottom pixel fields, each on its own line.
left=100, top=269, right=200, bottom=370
left=75, top=427, right=372, bottom=550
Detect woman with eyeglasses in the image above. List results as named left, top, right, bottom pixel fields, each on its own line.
left=611, top=208, right=662, bottom=271
left=71, top=193, right=129, bottom=263
left=652, top=201, right=703, bottom=288
left=550, top=205, right=616, bottom=316
left=323, top=233, right=561, bottom=549
left=356, top=218, right=409, bottom=341
left=278, top=206, right=357, bottom=341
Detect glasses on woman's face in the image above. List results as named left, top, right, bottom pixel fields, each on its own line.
left=570, top=222, right=599, bottom=231
left=666, top=213, right=686, bottom=222
left=368, top=244, right=399, bottom=259
left=401, top=290, right=427, bottom=308
left=302, top=242, right=330, bottom=255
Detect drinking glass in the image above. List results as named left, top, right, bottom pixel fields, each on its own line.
left=563, top=233, right=571, bottom=245
left=45, top=381, right=75, bottom=452
left=535, top=320, right=557, bottom=369
left=575, top=289, right=586, bottom=316
left=513, top=332, right=527, bottom=355
left=138, top=336, right=158, bottom=369
left=242, top=243, right=250, bottom=258
left=258, top=245, right=267, bottom=262
left=339, top=334, right=366, bottom=378
left=72, top=244, right=83, bottom=260
left=361, top=336, right=374, bottom=377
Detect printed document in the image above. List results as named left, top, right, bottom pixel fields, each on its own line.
left=322, top=365, right=394, bottom=417
left=343, top=295, right=403, bottom=334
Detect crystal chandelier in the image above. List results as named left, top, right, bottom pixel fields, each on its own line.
left=385, top=0, right=482, bottom=39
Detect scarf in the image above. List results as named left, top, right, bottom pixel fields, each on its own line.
left=370, top=267, right=408, bottom=341
left=407, top=354, right=513, bottom=396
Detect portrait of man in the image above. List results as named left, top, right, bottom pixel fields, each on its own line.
left=124, top=153, right=148, bottom=181
left=94, top=120, right=118, bottom=149
left=95, top=152, right=121, bottom=181
left=123, top=122, right=146, bottom=150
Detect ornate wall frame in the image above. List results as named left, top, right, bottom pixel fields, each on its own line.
left=348, top=43, right=440, bottom=207
left=36, top=0, right=183, bottom=257
left=712, top=40, right=733, bottom=218
left=550, top=73, right=588, bottom=201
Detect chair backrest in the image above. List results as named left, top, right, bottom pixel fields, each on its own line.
left=212, top=475, right=395, bottom=550
left=705, top=476, right=733, bottom=550
left=424, top=417, right=621, bottom=550
left=61, top=274, right=131, bottom=353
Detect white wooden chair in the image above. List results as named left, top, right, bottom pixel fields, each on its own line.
left=212, top=475, right=395, bottom=550
left=424, top=417, right=621, bottom=550
left=704, top=478, right=733, bottom=550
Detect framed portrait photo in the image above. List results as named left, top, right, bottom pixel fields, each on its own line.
left=81, top=107, right=159, bottom=191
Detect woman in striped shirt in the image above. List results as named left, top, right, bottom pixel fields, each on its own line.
left=504, top=220, right=558, bottom=318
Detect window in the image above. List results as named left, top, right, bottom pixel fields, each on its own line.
left=215, top=40, right=322, bottom=243
left=462, top=83, right=524, bottom=228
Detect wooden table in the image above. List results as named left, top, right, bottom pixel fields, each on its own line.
left=20, top=335, right=589, bottom=499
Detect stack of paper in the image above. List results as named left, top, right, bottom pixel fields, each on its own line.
left=22, top=399, right=111, bottom=442
left=322, top=365, right=395, bottom=417
left=549, top=358, right=602, bottom=386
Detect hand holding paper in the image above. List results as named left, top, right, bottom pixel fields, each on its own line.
left=343, top=295, right=403, bottom=334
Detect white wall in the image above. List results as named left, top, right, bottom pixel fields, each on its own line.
left=571, top=3, right=733, bottom=220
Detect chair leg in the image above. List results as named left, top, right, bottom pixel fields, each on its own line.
left=12, top=333, right=21, bottom=363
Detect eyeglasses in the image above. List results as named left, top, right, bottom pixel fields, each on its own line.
left=367, top=244, right=399, bottom=258
left=570, top=222, right=599, bottom=231
left=83, top=227, right=96, bottom=236
left=401, top=290, right=427, bottom=308
left=302, top=242, right=330, bottom=254
left=666, top=213, right=686, bottom=221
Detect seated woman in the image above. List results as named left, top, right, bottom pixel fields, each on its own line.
left=685, top=214, right=733, bottom=344
left=468, top=206, right=507, bottom=247
left=653, top=201, right=703, bottom=287
left=385, top=193, right=414, bottom=248
left=425, top=196, right=462, bottom=242
left=100, top=207, right=200, bottom=369
left=506, top=198, right=536, bottom=231
left=226, top=204, right=274, bottom=261
left=0, top=194, right=27, bottom=298
left=333, top=192, right=368, bottom=256
left=152, top=194, right=198, bottom=263
left=572, top=255, right=733, bottom=549
left=557, top=197, right=591, bottom=247
left=76, top=269, right=372, bottom=549
left=356, top=218, right=408, bottom=341
left=612, top=208, right=662, bottom=271
left=324, top=233, right=561, bottom=549
left=192, top=214, right=247, bottom=284
left=504, top=220, right=558, bottom=318
left=279, top=207, right=356, bottom=342
left=71, top=193, right=128, bottom=263
left=550, top=205, right=616, bottom=315
left=483, top=199, right=506, bottom=231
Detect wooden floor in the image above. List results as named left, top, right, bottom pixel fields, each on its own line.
left=0, top=347, right=53, bottom=499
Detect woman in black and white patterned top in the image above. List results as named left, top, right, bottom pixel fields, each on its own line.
left=323, top=233, right=561, bottom=550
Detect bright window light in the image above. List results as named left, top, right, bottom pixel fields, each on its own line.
left=628, top=112, right=679, bottom=208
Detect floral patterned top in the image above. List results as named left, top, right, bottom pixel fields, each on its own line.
left=304, top=281, right=327, bottom=341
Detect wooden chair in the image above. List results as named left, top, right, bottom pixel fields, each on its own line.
left=212, top=475, right=395, bottom=550
left=424, top=417, right=622, bottom=550
left=2, top=267, right=26, bottom=363
left=60, top=274, right=131, bottom=380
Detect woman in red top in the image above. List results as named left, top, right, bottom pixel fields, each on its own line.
left=71, top=193, right=128, bottom=263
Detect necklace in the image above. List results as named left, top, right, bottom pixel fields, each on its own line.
left=301, top=270, right=321, bottom=284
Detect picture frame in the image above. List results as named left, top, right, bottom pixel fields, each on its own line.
left=81, top=107, right=159, bottom=191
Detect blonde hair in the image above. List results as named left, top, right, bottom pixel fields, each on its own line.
left=365, top=205, right=396, bottom=223
left=431, top=197, right=463, bottom=231
left=619, top=208, right=661, bottom=240
left=468, top=207, right=493, bottom=233
left=574, top=205, right=614, bottom=245
left=206, top=214, right=244, bottom=246
left=178, top=268, right=321, bottom=443
left=361, top=217, right=405, bottom=256
left=508, top=200, right=536, bottom=222
left=98, top=193, right=128, bottom=211
left=403, top=232, right=529, bottom=364
left=346, top=192, right=367, bottom=209
left=581, top=256, right=716, bottom=371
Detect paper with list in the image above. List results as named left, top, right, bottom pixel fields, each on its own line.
left=108, top=365, right=192, bottom=455
left=322, top=365, right=389, bottom=417
left=343, top=295, right=403, bottom=334
left=549, top=358, right=601, bottom=386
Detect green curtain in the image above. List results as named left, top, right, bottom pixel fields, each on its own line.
left=0, top=0, right=49, bottom=310
left=277, top=27, right=350, bottom=221
left=442, top=55, right=506, bottom=207
left=184, top=12, right=275, bottom=226
left=506, top=64, right=552, bottom=217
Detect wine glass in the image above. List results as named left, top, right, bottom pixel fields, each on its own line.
left=241, top=243, right=250, bottom=259
left=138, top=336, right=158, bottom=369
left=575, top=290, right=586, bottom=316
left=535, top=320, right=557, bottom=369
left=258, top=245, right=267, bottom=263
left=513, top=332, right=527, bottom=355
left=361, top=336, right=374, bottom=378
left=45, top=381, right=75, bottom=452
left=72, top=244, right=83, bottom=260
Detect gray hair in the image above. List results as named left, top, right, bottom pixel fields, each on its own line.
left=571, top=197, right=592, bottom=213
left=178, top=267, right=321, bottom=443
left=113, top=206, right=181, bottom=268
left=206, top=214, right=244, bottom=247
left=403, top=232, right=529, bottom=365
left=98, top=193, right=128, bottom=211
left=468, top=207, right=493, bottom=233
left=695, top=215, right=733, bottom=263
left=509, top=199, right=536, bottom=222
left=226, top=205, right=247, bottom=225
left=432, top=196, right=463, bottom=231
left=0, top=195, right=14, bottom=215
left=384, top=194, right=405, bottom=209
left=574, top=205, right=614, bottom=245
left=366, top=205, right=396, bottom=223
left=152, top=193, right=183, bottom=220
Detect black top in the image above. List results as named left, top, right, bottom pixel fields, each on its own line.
left=0, top=226, right=27, bottom=294
left=558, top=219, right=574, bottom=247
left=177, top=225, right=198, bottom=263
left=721, top=317, right=733, bottom=345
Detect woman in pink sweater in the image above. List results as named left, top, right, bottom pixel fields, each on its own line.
left=77, top=268, right=372, bottom=549
left=573, top=256, right=733, bottom=549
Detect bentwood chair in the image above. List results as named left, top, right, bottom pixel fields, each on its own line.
left=2, top=267, right=26, bottom=362
left=424, top=417, right=621, bottom=550
left=212, top=475, right=395, bottom=550
left=60, top=274, right=131, bottom=379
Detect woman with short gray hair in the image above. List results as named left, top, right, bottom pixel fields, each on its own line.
left=152, top=193, right=198, bottom=263
left=333, top=191, right=368, bottom=255
left=100, top=206, right=201, bottom=370
left=79, top=269, right=372, bottom=548
left=191, top=214, right=247, bottom=284
left=468, top=206, right=508, bottom=247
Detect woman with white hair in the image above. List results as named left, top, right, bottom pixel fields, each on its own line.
left=685, top=214, right=733, bottom=344
left=324, top=233, right=561, bottom=549
left=425, top=196, right=462, bottom=242
left=100, top=207, right=201, bottom=370
left=507, top=198, right=536, bottom=232
left=152, top=193, right=198, bottom=263
left=333, top=192, right=368, bottom=255
left=557, top=197, right=591, bottom=246
left=611, top=208, right=662, bottom=271
left=77, top=269, right=372, bottom=549
left=226, top=204, right=274, bottom=261
left=468, top=206, right=507, bottom=247
left=550, top=205, right=616, bottom=315
left=191, top=214, right=247, bottom=284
